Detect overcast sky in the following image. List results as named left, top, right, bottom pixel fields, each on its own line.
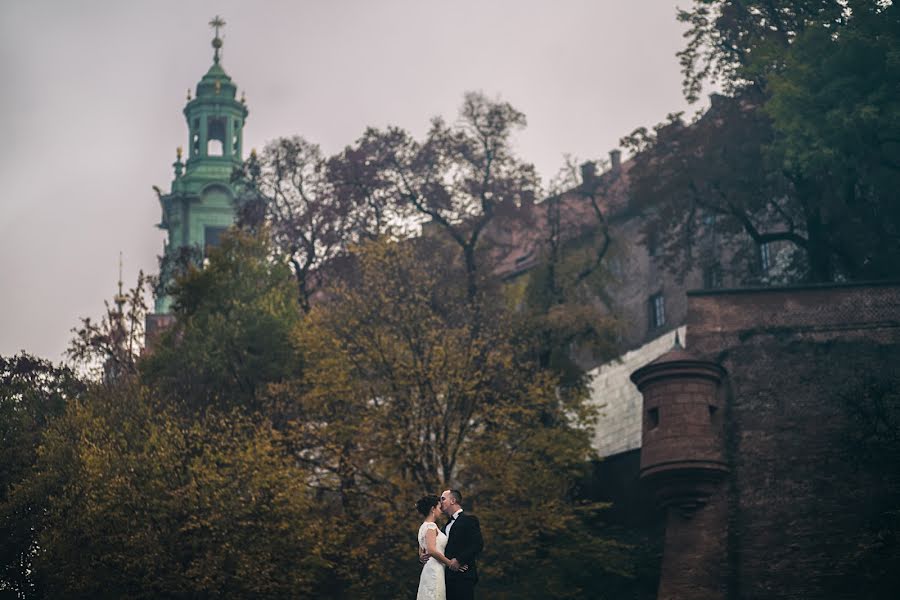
left=0, top=0, right=702, bottom=362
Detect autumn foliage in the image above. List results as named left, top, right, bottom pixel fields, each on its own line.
left=1, top=93, right=635, bottom=599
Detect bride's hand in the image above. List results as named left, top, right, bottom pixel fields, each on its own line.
left=448, top=559, right=468, bottom=572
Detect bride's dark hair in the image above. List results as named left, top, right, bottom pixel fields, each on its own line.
left=416, top=495, right=440, bottom=516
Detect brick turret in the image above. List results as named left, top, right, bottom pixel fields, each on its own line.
left=630, top=335, right=727, bottom=512
left=630, top=336, right=729, bottom=599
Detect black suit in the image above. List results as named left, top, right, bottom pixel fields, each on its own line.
left=442, top=512, right=484, bottom=600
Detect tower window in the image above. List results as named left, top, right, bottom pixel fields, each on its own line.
left=649, top=293, right=665, bottom=329
left=207, top=117, right=227, bottom=157
left=204, top=226, right=227, bottom=253
left=647, top=407, right=659, bottom=429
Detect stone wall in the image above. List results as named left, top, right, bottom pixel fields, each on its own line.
left=590, top=326, right=685, bottom=457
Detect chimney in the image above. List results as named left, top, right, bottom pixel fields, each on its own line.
left=609, top=148, right=621, bottom=173
left=580, top=161, right=597, bottom=186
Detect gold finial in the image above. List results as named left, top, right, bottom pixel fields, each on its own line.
left=176, top=146, right=183, bottom=161
left=240, top=91, right=246, bottom=104
left=209, top=15, right=226, bottom=64
left=250, top=147, right=257, bottom=159
left=187, top=88, right=192, bottom=101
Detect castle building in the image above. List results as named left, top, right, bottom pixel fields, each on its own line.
left=152, top=18, right=248, bottom=316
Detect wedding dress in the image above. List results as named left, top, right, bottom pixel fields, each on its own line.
left=416, top=521, right=447, bottom=600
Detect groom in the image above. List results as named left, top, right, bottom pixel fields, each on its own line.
left=439, top=489, right=483, bottom=600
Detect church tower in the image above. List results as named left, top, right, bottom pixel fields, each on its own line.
left=153, top=16, right=249, bottom=314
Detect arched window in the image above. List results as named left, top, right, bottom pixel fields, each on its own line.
left=207, top=117, right=226, bottom=157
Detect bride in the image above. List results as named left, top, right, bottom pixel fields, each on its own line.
left=415, top=495, right=453, bottom=600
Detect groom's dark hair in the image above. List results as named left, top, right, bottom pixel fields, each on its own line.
left=449, top=490, right=462, bottom=504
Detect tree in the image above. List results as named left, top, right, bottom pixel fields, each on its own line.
left=339, top=92, right=540, bottom=308
left=628, top=1, right=899, bottom=282
left=0, top=354, right=83, bottom=599
left=14, top=381, right=328, bottom=598
left=140, top=230, right=302, bottom=413
left=623, top=95, right=817, bottom=281
left=765, top=4, right=900, bottom=278
left=232, top=137, right=356, bottom=312
left=67, top=270, right=153, bottom=382
left=677, top=0, right=848, bottom=102
left=519, top=158, right=620, bottom=388
left=278, top=237, right=630, bottom=596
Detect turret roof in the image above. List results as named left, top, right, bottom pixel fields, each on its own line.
left=195, top=62, right=237, bottom=100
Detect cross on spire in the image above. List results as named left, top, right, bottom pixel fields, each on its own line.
left=209, top=15, right=225, bottom=37
left=209, top=15, right=225, bottom=63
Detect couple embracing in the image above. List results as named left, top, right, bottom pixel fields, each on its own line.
left=415, top=489, right=484, bottom=600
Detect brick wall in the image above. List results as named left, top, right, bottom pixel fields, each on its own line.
left=668, top=282, right=900, bottom=599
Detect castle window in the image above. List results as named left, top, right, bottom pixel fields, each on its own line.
left=649, top=293, right=666, bottom=329
left=608, top=256, right=623, bottom=277
left=646, top=230, right=659, bottom=257
left=759, top=242, right=771, bottom=273
left=647, top=407, right=659, bottom=429
left=703, top=264, right=722, bottom=289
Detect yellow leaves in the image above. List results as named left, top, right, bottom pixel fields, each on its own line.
left=15, top=226, right=634, bottom=596
left=20, top=381, right=328, bottom=597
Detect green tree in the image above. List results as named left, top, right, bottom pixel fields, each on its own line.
left=13, top=381, right=327, bottom=598
left=0, top=354, right=84, bottom=599
left=765, top=4, right=900, bottom=278
left=141, top=230, right=302, bottom=413
left=676, top=0, right=848, bottom=102
left=628, top=1, right=899, bottom=282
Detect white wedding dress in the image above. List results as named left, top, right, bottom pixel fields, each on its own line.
left=416, top=521, right=448, bottom=600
